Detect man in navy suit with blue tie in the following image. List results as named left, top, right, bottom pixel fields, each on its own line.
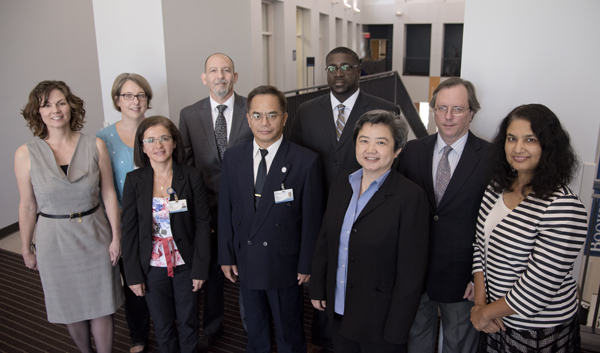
left=219, top=85, right=324, bottom=353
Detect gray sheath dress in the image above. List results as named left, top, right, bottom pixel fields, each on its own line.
left=27, top=133, right=123, bottom=324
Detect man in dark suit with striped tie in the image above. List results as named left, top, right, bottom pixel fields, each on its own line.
left=179, top=53, right=254, bottom=351
left=398, top=77, right=491, bottom=353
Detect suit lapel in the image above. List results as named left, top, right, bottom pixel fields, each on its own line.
left=228, top=93, right=248, bottom=147
left=336, top=91, right=367, bottom=151
left=169, top=163, right=188, bottom=203
left=237, top=143, right=256, bottom=224
left=250, top=140, right=291, bottom=238
left=421, top=135, right=437, bottom=208
left=316, top=95, right=339, bottom=150
left=198, top=99, right=221, bottom=161
left=139, top=166, right=154, bottom=238
left=438, top=132, right=481, bottom=209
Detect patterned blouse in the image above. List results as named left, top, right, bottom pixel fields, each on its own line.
left=151, top=197, right=185, bottom=276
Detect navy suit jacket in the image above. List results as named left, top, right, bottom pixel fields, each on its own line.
left=121, top=163, right=212, bottom=285
left=289, top=91, right=400, bottom=191
left=397, top=131, right=491, bottom=302
left=179, top=93, right=253, bottom=233
left=310, top=169, right=429, bottom=345
left=218, top=138, right=324, bottom=290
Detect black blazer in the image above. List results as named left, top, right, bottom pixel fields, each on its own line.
left=121, top=163, right=212, bottom=285
left=310, top=169, right=429, bottom=345
left=397, top=131, right=491, bottom=302
left=179, top=93, right=253, bottom=232
left=218, top=138, right=324, bottom=290
left=289, top=91, right=400, bottom=191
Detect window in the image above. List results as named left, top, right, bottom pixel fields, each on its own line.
left=404, top=24, right=431, bottom=76
left=262, top=1, right=274, bottom=84
left=441, top=24, right=463, bottom=77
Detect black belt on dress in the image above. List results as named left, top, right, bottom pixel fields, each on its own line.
left=39, top=204, right=100, bottom=219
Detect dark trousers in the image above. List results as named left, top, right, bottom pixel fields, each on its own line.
left=202, top=257, right=224, bottom=336
left=119, top=258, right=150, bottom=345
left=311, top=307, right=332, bottom=347
left=241, top=283, right=306, bottom=353
left=145, top=266, right=199, bottom=353
left=333, top=314, right=407, bottom=353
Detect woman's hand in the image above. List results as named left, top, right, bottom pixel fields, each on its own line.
left=192, top=279, right=205, bottom=292
left=22, top=252, right=38, bottom=270
left=129, top=283, right=145, bottom=297
left=471, top=304, right=493, bottom=331
left=109, top=239, right=121, bottom=266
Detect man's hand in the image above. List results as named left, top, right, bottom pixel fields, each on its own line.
left=192, top=279, right=205, bottom=292
left=130, top=283, right=145, bottom=297
left=221, top=265, right=238, bottom=283
left=297, top=273, right=311, bottom=285
left=311, top=300, right=326, bottom=311
left=463, top=282, right=475, bottom=302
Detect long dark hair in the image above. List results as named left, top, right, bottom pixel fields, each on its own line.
left=489, top=104, right=577, bottom=199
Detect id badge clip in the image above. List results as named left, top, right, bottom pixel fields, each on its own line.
left=274, top=183, right=294, bottom=203
left=167, top=187, right=188, bottom=213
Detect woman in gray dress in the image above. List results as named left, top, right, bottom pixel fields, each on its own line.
left=15, top=80, right=123, bottom=353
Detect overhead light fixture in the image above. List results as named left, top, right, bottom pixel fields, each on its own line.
left=396, top=11, right=403, bottom=16
left=354, top=7, right=360, bottom=13
left=344, top=3, right=352, bottom=9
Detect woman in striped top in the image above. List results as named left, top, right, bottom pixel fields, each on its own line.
left=471, top=104, right=587, bottom=352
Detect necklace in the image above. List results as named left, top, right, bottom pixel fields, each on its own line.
left=155, top=171, right=172, bottom=190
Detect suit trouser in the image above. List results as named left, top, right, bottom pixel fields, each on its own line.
left=119, top=257, right=151, bottom=345
left=144, top=265, right=199, bottom=353
left=241, top=283, right=306, bottom=353
left=332, top=313, right=407, bottom=353
left=407, top=292, right=478, bottom=353
left=201, top=256, right=224, bottom=336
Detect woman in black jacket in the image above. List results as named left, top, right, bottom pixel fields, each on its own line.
left=121, top=115, right=211, bottom=353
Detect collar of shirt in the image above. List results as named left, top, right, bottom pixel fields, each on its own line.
left=330, top=89, right=360, bottom=125
left=432, top=131, right=469, bottom=186
left=209, top=94, right=235, bottom=138
left=252, top=135, right=284, bottom=182
left=348, top=167, right=391, bottom=200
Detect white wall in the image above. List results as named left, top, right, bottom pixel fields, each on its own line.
left=1, top=0, right=104, bottom=229
left=92, top=0, right=170, bottom=124
left=161, top=0, right=256, bottom=125
left=462, top=0, right=600, bottom=196
left=462, top=0, right=600, bottom=293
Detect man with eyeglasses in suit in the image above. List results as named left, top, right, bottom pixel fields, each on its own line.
left=398, top=77, right=491, bottom=353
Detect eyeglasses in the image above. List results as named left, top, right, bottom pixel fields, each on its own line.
left=249, top=113, right=280, bottom=121
left=142, top=135, right=172, bottom=145
left=325, top=64, right=359, bottom=76
left=120, top=93, right=148, bottom=101
left=432, top=106, right=470, bottom=117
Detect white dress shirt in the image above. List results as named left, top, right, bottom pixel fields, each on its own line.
left=252, top=135, right=283, bottom=185
left=209, top=94, right=235, bottom=139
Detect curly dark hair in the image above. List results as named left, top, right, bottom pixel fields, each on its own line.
left=133, top=115, right=185, bottom=168
left=489, top=104, right=577, bottom=199
left=21, top=80, right=85, bottom=139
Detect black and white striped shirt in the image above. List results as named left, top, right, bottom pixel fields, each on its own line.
left=472, top=185, right=587, bottom=330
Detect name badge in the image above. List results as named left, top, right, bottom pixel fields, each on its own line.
left=274, top=189, right=294, bottom=203
left=168, top=199, right=188, bottom=213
